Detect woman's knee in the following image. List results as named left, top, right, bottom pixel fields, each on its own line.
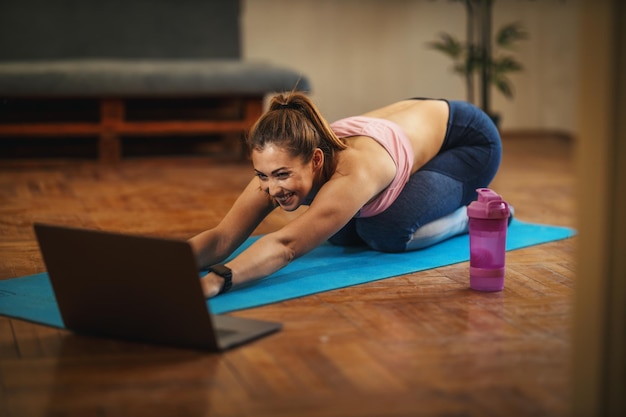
left=362, top=236, right=408, bottom=253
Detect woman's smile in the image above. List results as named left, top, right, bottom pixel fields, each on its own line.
left=252, top=144, right=320, bottom=211
left=275, top=191, right=295, bottom=204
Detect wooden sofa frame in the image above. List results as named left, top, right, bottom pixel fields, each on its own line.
left=0, top=0, right=309, bottom=162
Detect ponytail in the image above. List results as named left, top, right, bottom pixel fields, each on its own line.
left=247, top=92, right=346, bottom=182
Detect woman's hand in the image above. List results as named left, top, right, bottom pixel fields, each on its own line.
left=199, top=272, right=225, bottom=298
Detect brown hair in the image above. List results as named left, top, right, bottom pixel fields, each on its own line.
left=247, top=92, right=347, bottom=182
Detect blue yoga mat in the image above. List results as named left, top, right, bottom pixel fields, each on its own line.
left=0, top=219, right=574, bottom=328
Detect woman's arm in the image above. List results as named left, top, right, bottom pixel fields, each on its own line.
left=201, top=153, right=395, bottom=297
left=189, top=177, right=275, bottom=270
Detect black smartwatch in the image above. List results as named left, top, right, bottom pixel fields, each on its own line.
left=208, top=264, right=233, bottom=295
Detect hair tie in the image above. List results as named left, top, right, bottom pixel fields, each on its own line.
left=278, top=101, right=301, bottom=111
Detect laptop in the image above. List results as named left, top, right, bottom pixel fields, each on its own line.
left=33, top=223, right=281, bottom=351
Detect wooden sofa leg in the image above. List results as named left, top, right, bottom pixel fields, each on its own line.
left=99, top=131, right=122, bottom=163
left=99, top=99, right=124, bottom=163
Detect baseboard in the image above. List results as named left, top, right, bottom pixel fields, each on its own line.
left=500, top=128, right=575, bottom=142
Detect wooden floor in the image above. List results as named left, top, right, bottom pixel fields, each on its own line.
left=0, top=134, right=576, bottom=417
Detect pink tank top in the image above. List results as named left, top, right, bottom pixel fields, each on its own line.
left=330, top=116, right=414, bottom=218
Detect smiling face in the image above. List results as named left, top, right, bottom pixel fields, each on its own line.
left=252, top=144, right=324, bottom=211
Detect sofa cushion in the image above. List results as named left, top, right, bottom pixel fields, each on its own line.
left=0, top=60, right=310, bottom=97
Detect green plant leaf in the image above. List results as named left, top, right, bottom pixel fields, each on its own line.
left=492, top=56, right=524, bottom=73
left=496, top=22, right=528, bottom=49
left=492, top=76, right=514, bottom=99
left=427, top=33, right=464, bottom=59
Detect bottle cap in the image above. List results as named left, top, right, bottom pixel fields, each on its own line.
left=467, top=188, right=510, bottom=220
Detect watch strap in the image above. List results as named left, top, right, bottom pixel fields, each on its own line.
left=208, top=264, right=233, bottom=295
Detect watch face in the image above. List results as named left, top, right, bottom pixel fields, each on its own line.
left=211, top=264, right=233, bottom=295
left=211, top=264, right=231, bottom=277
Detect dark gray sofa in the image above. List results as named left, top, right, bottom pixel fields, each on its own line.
left=0, top=0, right=310, bottom=161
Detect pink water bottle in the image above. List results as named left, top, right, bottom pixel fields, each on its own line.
left=467, top=188, right=511, bottom=291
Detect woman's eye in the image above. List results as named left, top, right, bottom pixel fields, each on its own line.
left=276, top=172, right=290, bottom=179
left=256, top=173, right=268, bottom=181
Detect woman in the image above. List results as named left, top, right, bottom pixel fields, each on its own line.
left=190, top=92, right=502, bottom=298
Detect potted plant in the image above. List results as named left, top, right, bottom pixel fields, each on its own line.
left=428, top=0, right=528, bottom=126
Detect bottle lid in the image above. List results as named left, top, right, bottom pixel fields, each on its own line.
left=467, top=188, right=510, bottom=220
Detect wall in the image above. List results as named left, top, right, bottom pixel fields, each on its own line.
left=242, top=0, right=579, bottom=133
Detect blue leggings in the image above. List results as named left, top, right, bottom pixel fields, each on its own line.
left=329, top=100, right=502, bottom=252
